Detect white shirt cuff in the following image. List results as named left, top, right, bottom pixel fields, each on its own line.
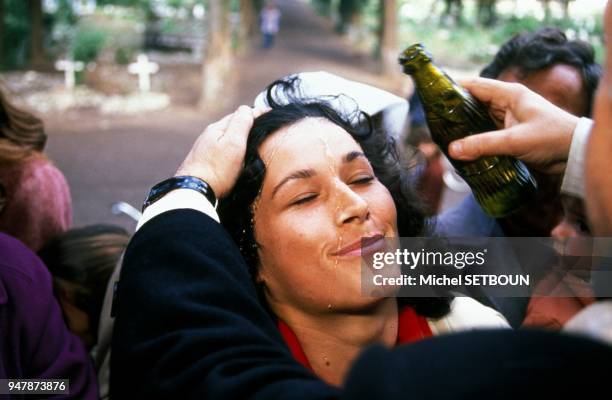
left=136, top=188, right=219, bottom=231
left=561, top=117, right=593, bottom=199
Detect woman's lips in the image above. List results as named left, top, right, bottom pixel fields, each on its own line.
left=332, top=234, right=386, bottom=257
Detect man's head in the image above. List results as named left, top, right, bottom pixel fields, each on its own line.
left=481, top=28, right=601, bottom=236
left=481, top=27, right=601, bottom=117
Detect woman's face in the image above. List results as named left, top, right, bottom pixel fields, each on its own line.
left=252, top=117, right=398, bottom=314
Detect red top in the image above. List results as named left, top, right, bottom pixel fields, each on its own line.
left=277, top=306, right=433, bottom=371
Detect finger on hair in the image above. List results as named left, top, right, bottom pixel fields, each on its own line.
left=253, top=106, right=272, bottom=118
left=227, top=105, right=255, bottom=137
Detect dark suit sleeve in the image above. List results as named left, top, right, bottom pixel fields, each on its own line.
left=110, top=209, right=338, bottom=400
left=343, top=329, right=612, bottom=400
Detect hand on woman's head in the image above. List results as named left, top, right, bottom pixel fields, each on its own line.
left=176, top=106, right=270, bottom=199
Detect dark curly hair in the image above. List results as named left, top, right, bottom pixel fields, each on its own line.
left=481, top=27, right=601, bottom=116
left=218, top=76, right=451, bottom=318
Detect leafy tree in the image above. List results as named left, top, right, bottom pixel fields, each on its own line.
left=2, top=0, right=29, bottom=69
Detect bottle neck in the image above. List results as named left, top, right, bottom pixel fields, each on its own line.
left=409, top=61, right=459, bottom=103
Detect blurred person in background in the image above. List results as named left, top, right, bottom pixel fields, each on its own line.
left=522, top=194, right=596, bottom=330
left=0, top=87, right=72, bottom=252
left=39, top=224, right=130, bottom=352
left=39, top=224, right=129, bottom=400
left=260, top=1, right=281, bottom=49
left=0, top=232, right=98, bottom=399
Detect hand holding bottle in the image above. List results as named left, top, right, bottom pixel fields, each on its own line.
left=400, top=44, right=536, bottom=217
left=448, top=77, right=580, bottom=175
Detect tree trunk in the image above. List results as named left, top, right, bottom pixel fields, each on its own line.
left=0, top=0, right=4, bottom=70
left=379, top=0, right=399, bottom=77
left=238, top=0, right=257, bottom=52
left=29, top=0, right=45, bottom=69
left=561, top=0, right=571, bottom=19
left=199, top=0, right=233, bottom=107
left=541, top=0, right=552, bottom=21
left=441, top=0, right=463, bottom=25
left=477, top=0, right=496, bottom=27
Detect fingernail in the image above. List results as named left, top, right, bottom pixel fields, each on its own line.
left=449, top=141, right=463, bottom=157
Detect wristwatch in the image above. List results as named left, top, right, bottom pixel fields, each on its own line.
left=142, top=175, right=218, bottom=211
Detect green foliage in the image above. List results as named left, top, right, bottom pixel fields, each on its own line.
left=490, top=15, right=544, bottom=44
left=398, top=3, right=605, bottom=69
left=115, top=46, right=136, bottom=64
left=53, top=0, right=78, bottom=26
left=308, top=0, right=605, bottom=69
left=312, top=0, right=334, bottom=16
left=2, top=0, right=31, bottom=69
left=71, top=26, right=109, bottom=63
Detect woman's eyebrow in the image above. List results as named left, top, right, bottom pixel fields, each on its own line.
left=343, top=151, right=366, bottom=163
left=271, top=168, right=316, bottom=198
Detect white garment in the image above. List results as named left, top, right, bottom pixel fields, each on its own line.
left=564, top=301, right=612, bottom=345
left=428, top=297, right=510, bottom=334
left=260, top=7, right=281, bottom=34
left=253, top=71, right=409, bottom=140
left=561, top=117, right=593, bottom=198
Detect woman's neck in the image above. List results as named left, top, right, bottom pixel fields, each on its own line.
left=273, top=299, right=398, bottom=386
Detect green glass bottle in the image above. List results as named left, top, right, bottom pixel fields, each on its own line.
left=399, top=43, right=537, bottom=217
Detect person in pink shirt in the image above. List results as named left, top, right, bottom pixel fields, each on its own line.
left=0, top=88, right=72, bottom=252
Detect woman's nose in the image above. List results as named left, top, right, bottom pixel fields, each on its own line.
left=333, top=181, right=370, bottom=226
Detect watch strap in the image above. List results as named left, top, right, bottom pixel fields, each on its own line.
left=142, top=176, right=217, bottom=211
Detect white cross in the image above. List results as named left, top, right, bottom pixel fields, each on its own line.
left=128, top=54, right=159, bottom=92
left=55, top=59, right=84, bottom=89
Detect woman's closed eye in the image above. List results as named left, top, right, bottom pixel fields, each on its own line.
left=349, top=175, right=375, bottom=185
left=290, top=193, right=318, bottom=206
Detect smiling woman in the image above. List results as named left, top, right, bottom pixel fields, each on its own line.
left=218, top=76, right=508, bottom=386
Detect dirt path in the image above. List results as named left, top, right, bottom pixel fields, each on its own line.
left=45, top=0, right=403, bottom=230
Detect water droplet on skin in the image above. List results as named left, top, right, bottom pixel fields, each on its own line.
left=323, top=356, right=330, bottom=366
